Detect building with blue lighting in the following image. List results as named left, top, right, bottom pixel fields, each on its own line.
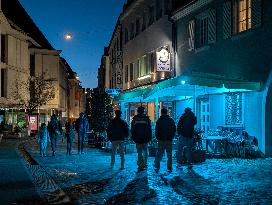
left=102, top=0, right=272, bottom=156
left=170, top=0, right=271, bottom=156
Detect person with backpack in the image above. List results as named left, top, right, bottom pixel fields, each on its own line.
left=38, top=123, right=50, bottom=157
left=131, top=106, right=152, bottom=171
left=177, top=107, right=197, bottom=169
left=75, top=112, right=89, bottom=154
left=154, top=108, right=176, bottom=173
left=48, top=114, right=62, bottom=156
left=107, top=110, right=129, bottom=170
left=65, top=121, right=75, bottom=155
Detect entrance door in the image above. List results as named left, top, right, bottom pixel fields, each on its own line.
left=200, top=100, right=210, bottom=133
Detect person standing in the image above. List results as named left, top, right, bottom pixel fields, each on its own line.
left=131, top=106, right=152, bottom=171
left=48, top=114, right=62, bottom=156
left=38, top=123, right=50, bottom=157
left=177, top=107, right=197, bottom=169
left=75, top=112, right=89, bottom=154
left=154, top=108, right=176, bottom=173
left=107, top=110, right=129, bottom=169
left=65, top=121, right=75, bottom=155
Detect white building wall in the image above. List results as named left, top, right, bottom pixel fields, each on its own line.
left=209, top=94, right=225, bottom=130
left=244, top=91, right=266, bottom=153
left=175, top=99, right=194, bottom=119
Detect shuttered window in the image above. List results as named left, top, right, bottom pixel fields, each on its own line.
left=193, top=9, right=216, bottom=49
left=188, top=20, right=195, bottom=51
left=223, top=0, right=261, bottom=38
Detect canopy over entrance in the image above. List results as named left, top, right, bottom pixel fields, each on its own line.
left=115, top=73, right=261, bottom=102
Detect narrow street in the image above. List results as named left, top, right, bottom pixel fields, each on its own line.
left=1, top=138, right=271, bottom=204
left=0, top=139, right=43, bottom=205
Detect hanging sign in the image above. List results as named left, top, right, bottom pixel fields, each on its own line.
left=156, top=48, right=171, bottom=72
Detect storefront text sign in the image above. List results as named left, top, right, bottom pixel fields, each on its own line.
left=156, top=48, right=171, bottom=72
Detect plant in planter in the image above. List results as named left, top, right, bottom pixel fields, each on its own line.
left=193, top=128, right=206, bottom=163
left=193, top=128, right=204, bottom=150
left=148, top=137, right=158, bottom=157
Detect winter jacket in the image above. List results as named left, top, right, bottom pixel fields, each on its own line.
left=75, top=117, right=89, bottom=134
left=48, top=119, right=62, bottom=138
left=177, top=111, right=197, bottom=138
left=107, top=117, right=129, bottom=142
left=38, top=128, right=50, bottom=144
left=155, top=115, right=176, bottom=141
left=131, top=114, right=152, bottom=144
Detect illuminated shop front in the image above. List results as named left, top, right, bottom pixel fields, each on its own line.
left=116, top=74, right=261, bottom=134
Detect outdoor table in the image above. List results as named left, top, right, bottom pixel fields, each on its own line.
left=202, top=135, right=226, bottom=153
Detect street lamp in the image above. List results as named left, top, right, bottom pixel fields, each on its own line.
left=64, top=33, right=73, bottom=40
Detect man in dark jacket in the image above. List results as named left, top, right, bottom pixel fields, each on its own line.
left=131, top=106, right=152, bottom=171
left=177, top=107, right=197, bottom=168
left=107, top=110, right=129, bottom=169
left=75, top=112, right=89, bottom=154
left=154, top=108, right=176, bottom=173
left=47, top=114, right=62, bottom=156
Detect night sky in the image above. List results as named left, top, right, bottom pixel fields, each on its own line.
left=19, top=0, right=126, bottom=89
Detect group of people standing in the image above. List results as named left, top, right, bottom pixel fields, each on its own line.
left=107, top=106, right=197, bottom=173
left=38, top=113, right=89, bottom=157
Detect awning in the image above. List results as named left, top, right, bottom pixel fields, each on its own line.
left=114, top=85, right=154, bottom=102
left=144, top=73, right=261, bottom=101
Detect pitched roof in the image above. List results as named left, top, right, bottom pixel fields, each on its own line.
left=1, top=0, right=54, bottom=50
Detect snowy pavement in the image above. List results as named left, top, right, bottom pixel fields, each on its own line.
left=24, top=139, right=272, bottom=205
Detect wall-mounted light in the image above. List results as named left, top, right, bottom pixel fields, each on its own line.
left=138, top=75, right=151, bottom=81
left=181, top=80, right=186, bottom=85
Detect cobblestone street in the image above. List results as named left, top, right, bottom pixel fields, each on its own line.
left=23, top=139, right=272, bottom=205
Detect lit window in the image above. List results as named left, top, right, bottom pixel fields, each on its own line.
left=234, top=0, right=252, bottom=33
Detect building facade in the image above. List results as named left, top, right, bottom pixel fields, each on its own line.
left=171, top=0, right=272, bottom=156
left=0, top=0, right=85, bottom=128
left=118, top=0, right=175, bottom=123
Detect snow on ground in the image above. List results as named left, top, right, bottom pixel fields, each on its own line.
left=25, top=139, right=272, bottom=205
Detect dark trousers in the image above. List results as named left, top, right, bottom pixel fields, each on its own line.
left=67, top=142, right=72, bottom=155
left=78, top=134, right=84, bottom=153
left=51, top=137, right=57, bottom=155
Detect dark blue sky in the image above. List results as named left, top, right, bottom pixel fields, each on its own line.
left=19, top=0, right=126, bottom=88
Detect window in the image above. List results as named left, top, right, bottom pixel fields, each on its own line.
left=125, top=65, right=129, bottom=83
left=141, top=56, right=148, bottom=76
left=30, top=54, right=35, bottom=76
left=129, top=63, right=134, bottom=81
left=142, top=13, right=146, bottom=31
left=1, top=69, right=7, bottom=97
left=137, top=59, right=140, bottom=78
left=191, top=9, right=216, bottom=50
left=223, top=0, right=260, bottom=39
left=125, top=28, right=129, bottom=43
left=1, top=35, right=7, bottom=63
left=130, top=23, right=134, bottom=40
left=136, top=18, right=140, bottom=36
left=150, top=53, right=155, bottom=73
left=200, top=16, right=209, bottom=47
left=234, top=0, right=252, bottom=33
left=148, top=6, right=155, bottom=26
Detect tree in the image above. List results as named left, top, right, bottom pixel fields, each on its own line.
left=12, top=72, right=56, bottom=114
left=89, top=88, right=113, bottom=133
